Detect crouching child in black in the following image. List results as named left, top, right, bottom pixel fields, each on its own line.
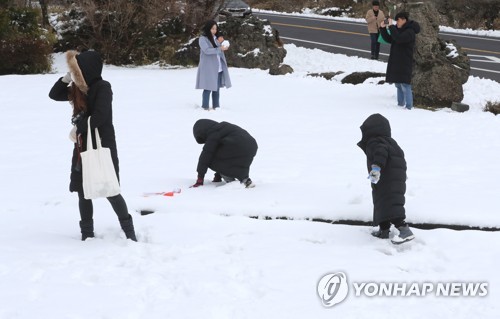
left=191, top=119, right=258, bottom=188
left=357, top=113, right=414, bottom=244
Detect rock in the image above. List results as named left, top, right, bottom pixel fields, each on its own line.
left=221, top=15, right=287, bottom=69
left=307, top=71, right=344, bottom=80
left=433, top=0, right=500, bottom=30
left=172, top=38, right=199, bottom=66
left=269, top=64, right=294, bottom=75
left=402, top=1, right=470, bottom=108
left=341, top=72, right=386, bottom=85
left=451, top=102, right=469, bottom=112
left=485, top=101, right=500, bottom=115
left=173, top=15, right=286, bottom=70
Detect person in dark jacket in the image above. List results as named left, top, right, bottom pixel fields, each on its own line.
left=49, top=50, right=137, bottom=242
left=191, top=119, right=258, bottom=188
left=357, top=113, right=414, bottom=244
left=380, top=12, right=420, bottom=110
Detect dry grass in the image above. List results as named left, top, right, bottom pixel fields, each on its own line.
left=484, top=101, right=500, bottom=115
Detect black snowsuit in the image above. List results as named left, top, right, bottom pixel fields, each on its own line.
left=49, top=52, right=119, bottom=193
left=193, top=119, right=258, bottom=181
left=357, top=114, right=407, bottom=225
left=380, top=20, right=421, bottom=84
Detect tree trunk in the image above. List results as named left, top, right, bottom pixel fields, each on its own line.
left=39, top=0, right=49, bottom=28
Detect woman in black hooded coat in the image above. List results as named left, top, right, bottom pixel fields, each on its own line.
left=191, top=119, right=258, bottom=188
left=49, top=50, right=137, bottom=241
left=357, top=113, right=414, bottom=244
left=380, top=12, right=420, bottom=109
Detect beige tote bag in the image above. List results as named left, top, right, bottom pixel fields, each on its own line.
left=80, top=117, right=120, bottom=199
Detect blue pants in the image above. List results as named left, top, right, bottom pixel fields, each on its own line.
left=395, top=83, right=413, bottom=109
left=202, top=72, right=223, bottom=109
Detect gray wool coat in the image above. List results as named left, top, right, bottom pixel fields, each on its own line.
left=195, top=36, right=232, bottom=91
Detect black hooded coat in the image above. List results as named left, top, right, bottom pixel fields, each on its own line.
left=380, top=20, right=421, bottom=84
left=49, top=51, right=119, bottom=193
left=357, top=114, right=407, bottom=225
left=193, top=119, right=258, bottom=180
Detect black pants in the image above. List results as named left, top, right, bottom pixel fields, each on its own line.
left=379, top=218, right=407, bottom=230
left=78, top=191, right=129, bottom=222
left=370, top=33, right=380, bottom=58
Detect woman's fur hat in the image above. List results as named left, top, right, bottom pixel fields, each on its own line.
left=66, top=50, right=88, bottom=94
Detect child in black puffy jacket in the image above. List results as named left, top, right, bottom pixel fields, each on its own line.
left=357, top=113, right=415, bottom=244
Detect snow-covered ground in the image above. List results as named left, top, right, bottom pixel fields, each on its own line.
left=1, top=44, right=499, bottom=318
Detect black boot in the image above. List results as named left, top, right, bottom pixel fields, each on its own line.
left=212, top=172, right=222, bottom=183
left=119, top=214, right=137, bottom=242
left=371, top=228, right=390, bottom=239
left=79, top=219, right=94, bottom=241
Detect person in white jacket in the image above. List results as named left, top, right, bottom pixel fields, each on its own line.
left=195, top=20, right=232, bottom=110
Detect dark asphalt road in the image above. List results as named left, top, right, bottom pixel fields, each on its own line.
left=256, top=12, right=500, bottom=83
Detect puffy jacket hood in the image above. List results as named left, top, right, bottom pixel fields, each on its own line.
left=193, top=119, right=218, bottom=144
left=76, top=50, right=103, bottom=87
left=404, top=20, right=420, bottom=34
left=358, top=113, right=391, bottom=149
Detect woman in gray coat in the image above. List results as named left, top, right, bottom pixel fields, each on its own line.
left=195, top=20, right=232, bottom=110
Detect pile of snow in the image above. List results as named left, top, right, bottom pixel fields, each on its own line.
left=440, top=25, right=500, bottom=38
left=445, top=42, right=459, bottom=58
